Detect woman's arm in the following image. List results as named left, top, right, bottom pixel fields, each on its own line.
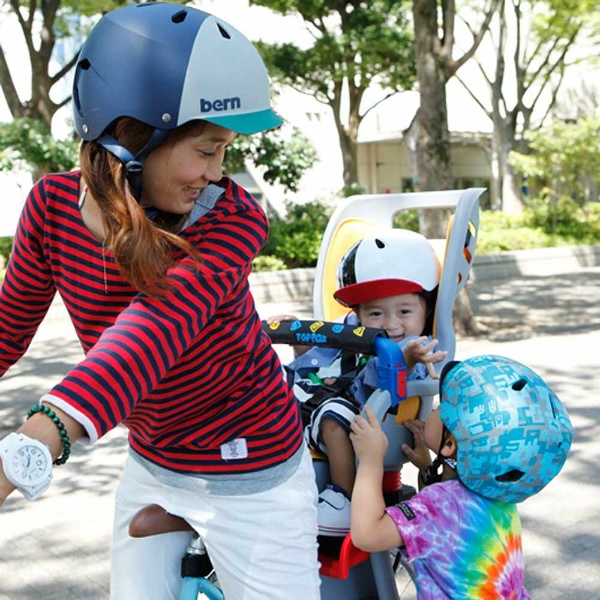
left=0, top=403, right=86, bottom=506
left=0, top=179, right=57, bottom=377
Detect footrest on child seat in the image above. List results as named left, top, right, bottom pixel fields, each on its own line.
left=318, top=534, right=370, bottom=579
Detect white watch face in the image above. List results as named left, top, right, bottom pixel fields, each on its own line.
left=10, top=444, right=51, bottom=486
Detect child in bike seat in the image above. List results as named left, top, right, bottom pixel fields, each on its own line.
left=350, top=355, right=573, bottom=599
left=268, top=229, right=448, bottom=536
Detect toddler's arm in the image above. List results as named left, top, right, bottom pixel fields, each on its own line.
left=402, top=336, right=448, bottom=379
left=350, top=407, right=404, bottom=552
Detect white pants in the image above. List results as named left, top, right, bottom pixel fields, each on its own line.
left=110, top=447, right=321, bottom=600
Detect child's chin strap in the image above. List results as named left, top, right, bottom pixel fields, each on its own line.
left=421, top=424, right=457, bottom=486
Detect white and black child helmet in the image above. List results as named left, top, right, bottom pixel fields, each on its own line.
left=334, top=229, right=440, bottom=307
left=72, top=2, right=282, bottom=188
left=439, top=355, right=573, bottom=503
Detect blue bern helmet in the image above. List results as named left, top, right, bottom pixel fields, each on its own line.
left=73, top=2, right=282, bottom=141
left=440, top=355, right=573, bottom=503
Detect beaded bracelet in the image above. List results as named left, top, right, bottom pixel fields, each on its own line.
left=26, top=404, right=71, bottom=465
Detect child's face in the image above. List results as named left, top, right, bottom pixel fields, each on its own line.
left=356, top=293, right=427, bottom=343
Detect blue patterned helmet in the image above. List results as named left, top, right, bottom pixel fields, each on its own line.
left=440, top=355, right=573, bottom=503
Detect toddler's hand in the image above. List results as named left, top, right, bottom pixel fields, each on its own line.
left=401, top=419, right=433, bottom=471
left=350, top=406, right=388, bottom=466
left=402, top=337, right=448, bottom=379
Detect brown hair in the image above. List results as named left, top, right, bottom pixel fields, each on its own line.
left=79, top=120, right=202, bottom=296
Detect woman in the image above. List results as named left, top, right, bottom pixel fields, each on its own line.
left=0, top=4, right=319, bottom=599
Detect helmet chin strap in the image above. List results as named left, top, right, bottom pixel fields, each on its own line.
left=422, top=424, right=457, bottom=485
left=98, top=129, right=168, bottom=218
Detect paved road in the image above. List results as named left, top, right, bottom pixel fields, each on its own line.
left=0, top=268, right=599, bottom=599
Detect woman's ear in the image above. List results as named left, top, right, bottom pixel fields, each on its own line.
left=441, top=432, right=457, bottom=458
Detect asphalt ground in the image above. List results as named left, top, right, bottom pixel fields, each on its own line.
left=0, top=267, right=599, bottom=599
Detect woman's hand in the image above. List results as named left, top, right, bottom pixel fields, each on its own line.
left=266, top=314, right=311, bottom=357
left=401, top=419, right=432, bottom=471
left=402, top=337, right=448, bottom=378
left=265, top=314, right=299, bottom=325
left=0, top=466, right=16, bottom=507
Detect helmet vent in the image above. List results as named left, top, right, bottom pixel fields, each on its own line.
left=496, top=469, right=525, bottom=483
left=512, top=378, right=527, bottom=391
left=78, top=58, right=91, bottom=71
left=375, top=238, right=385, bottom=249
left=171, top=10, right=188, bottom=24
left=217, top=23, right=231, bottom=39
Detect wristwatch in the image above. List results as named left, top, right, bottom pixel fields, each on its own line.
left=0, top=433, right=53, bottom=501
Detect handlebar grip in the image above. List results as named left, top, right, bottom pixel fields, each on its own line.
left=262, top=319, right=388, bottom=356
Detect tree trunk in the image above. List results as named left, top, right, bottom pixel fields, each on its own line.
left=412, top=0, right=454, bottom=239
left=452, top=287, right=480, bottom=337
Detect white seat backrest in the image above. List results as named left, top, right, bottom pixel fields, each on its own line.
left=313, top=189, right=482, bottom=469
left=313, top=188, right=482, bottom=368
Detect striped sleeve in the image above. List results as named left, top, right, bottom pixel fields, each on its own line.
left=0, top=179, right=57, bottom=375
left=46, top=180, right=270, bottom=440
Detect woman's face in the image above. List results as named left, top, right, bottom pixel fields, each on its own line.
left=140, top=122, right=237, bottom=214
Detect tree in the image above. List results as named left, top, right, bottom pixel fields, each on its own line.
left=0, top=117, right=78, bottom=175
left=455, top=0, right=600, bottom=213
left=408, top=0, right=499, bottom=238
left=226, top=125, right=318, bottom=194
left=0, top=118, right=317, bottom=194
left=251, top=0, right=416, bottom=190
left=0, top=1, right=315, bottom=189
left=0, top=0, right=136, bottom=127
left=509, top=116, right=600, bottom=216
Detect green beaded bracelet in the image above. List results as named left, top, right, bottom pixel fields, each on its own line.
left=26, top=404, right=71, bottom=465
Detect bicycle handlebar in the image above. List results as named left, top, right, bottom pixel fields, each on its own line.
left=262, top=319, right=387, bottom=354
left=262, top=319, right=408, bottom=407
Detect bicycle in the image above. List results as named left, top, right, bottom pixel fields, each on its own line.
left=129, top=504, right=223, bottom=600
left=129, top=503, right=416, bottom=600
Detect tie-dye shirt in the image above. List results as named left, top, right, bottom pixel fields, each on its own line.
left=386, top=479, right=530, bottom=599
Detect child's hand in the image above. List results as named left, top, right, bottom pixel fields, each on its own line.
left=402, top=337, right=448, bottom=379
left=401, top=419, right=433, bottom=471
left=350, top=406, right=388, bottom=466
left=266, top=314, right=299, bottom=324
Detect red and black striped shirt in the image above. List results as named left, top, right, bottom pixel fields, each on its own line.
left=0, top=172, right=302, bottom=474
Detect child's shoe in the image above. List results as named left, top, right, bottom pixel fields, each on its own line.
left=317, top=484, right=351, bottom=537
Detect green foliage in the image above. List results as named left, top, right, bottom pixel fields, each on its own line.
left=0, top=119, right=79, bottom=175
left=476, top=203, right=600, bottom=255
left=252, top=255, right=288, bottom=272
left=259, top=199, right=334, bottom=269
left=0, top=237, right=13, bottom=263
left=509, top=117, right=600, bottom=208
left=476, top=211, right=555, bottom=254
left=226, top=126, right=317, bottom=193
left=341, top=183, right=366, bottom=197
left=392, top=209, right=420, bottom=232
left=523, top=196, right=600, bottom=242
